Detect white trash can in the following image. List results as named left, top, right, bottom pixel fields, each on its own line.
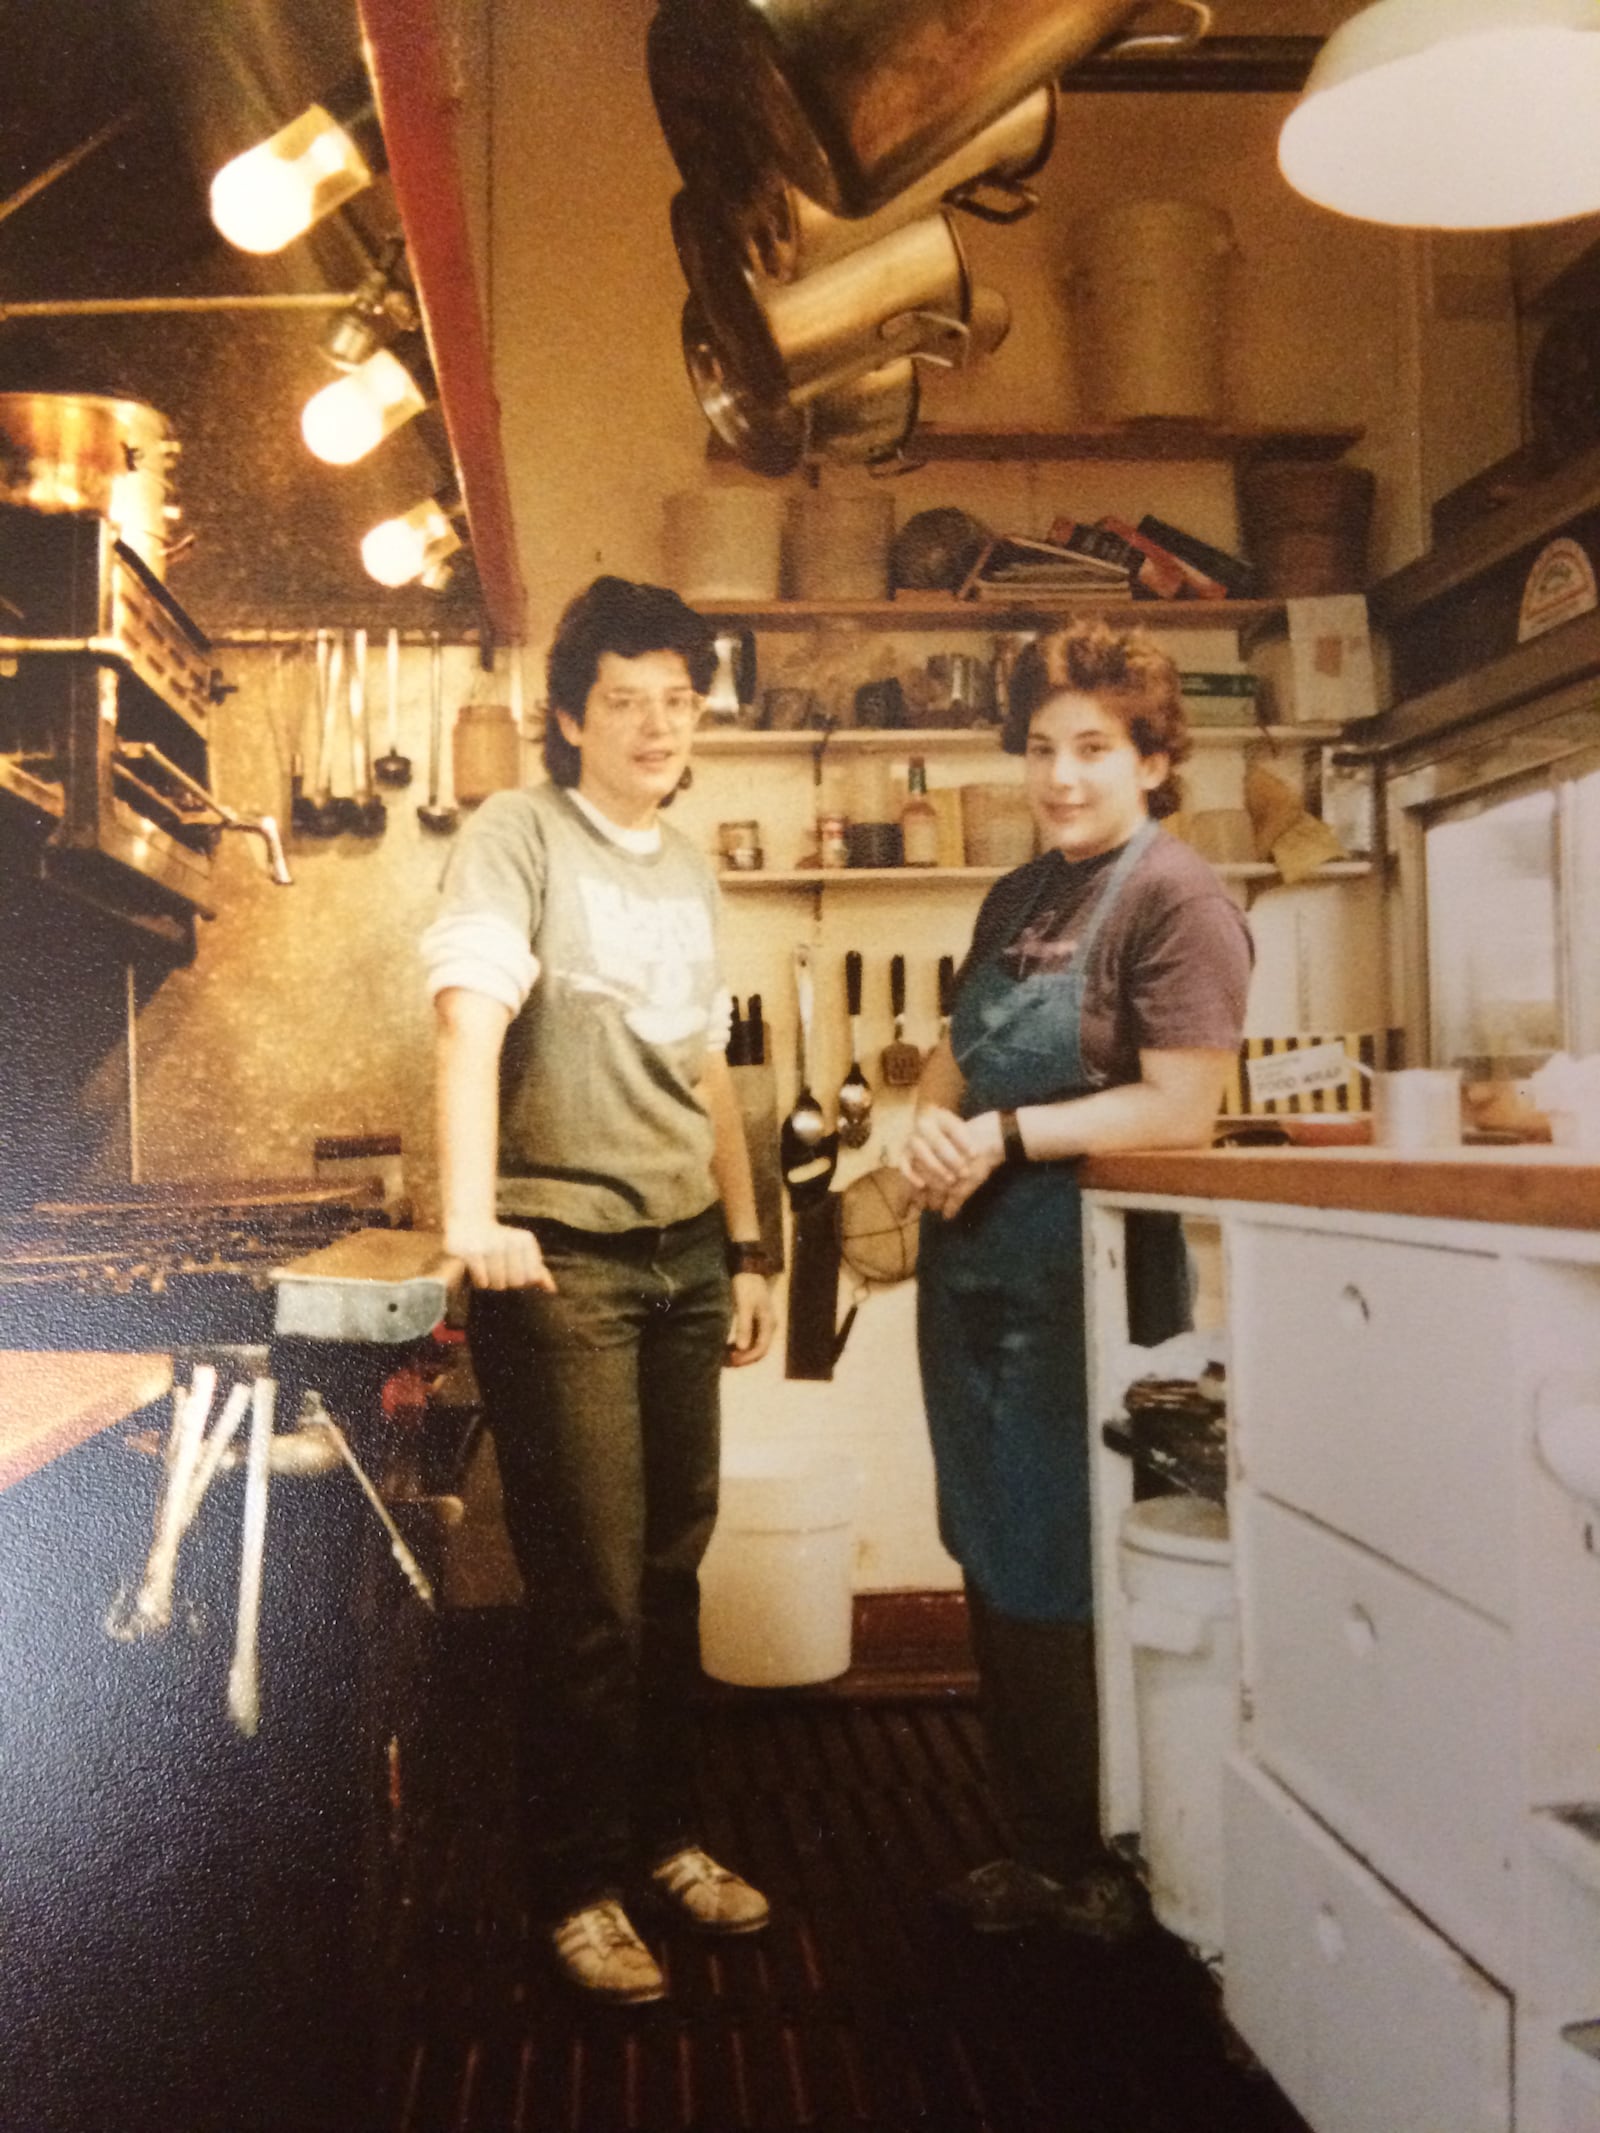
left=1118, top=1494, right=1237, bottom=1958
left=699, top=1444, right=858, bottom=1687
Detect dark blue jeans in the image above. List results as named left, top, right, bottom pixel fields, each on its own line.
left=468, top=1204, right=730, bottom=1919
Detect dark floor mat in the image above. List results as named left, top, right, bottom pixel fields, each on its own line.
left=375, top=1619, right=1309, bottom=2133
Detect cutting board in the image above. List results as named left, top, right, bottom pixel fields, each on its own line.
left=0, top=1350, right=173, bottom=1493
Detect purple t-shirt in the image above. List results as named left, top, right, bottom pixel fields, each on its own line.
left=959, top=828, right=1253, bottom=1090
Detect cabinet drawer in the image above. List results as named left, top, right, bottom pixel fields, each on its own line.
left=1243, top=1491, right=1518, bottom=1976
left=1223, top=1754, right=1511, bottom=2133
left=1229, top=1223, right=1514, bottom=1622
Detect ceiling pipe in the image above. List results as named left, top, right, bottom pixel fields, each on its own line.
left=356, top=0, right=527, bottom=646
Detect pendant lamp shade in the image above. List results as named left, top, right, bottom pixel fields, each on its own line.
left=1279, top=0, right=1600, bottom=229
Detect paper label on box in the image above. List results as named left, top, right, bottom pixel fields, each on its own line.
left=1285, top=595, right=1377, bottom=724
left=1245, top=1039, right=1353, bottom=1107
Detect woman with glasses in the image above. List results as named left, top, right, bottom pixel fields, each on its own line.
left=424, top=575, right=775, bottom=2004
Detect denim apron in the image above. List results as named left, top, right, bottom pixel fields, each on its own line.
left=916, top=821, right=1158, bottom=1623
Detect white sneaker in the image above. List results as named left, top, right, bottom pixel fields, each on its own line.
left=551, top=1898, right=666, bottom=2003
left=649, top=1845, right=770, bottom=1935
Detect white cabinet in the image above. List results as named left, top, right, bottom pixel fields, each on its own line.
left=1223, top=1751, right=1512, bottom=2133
left=1082, top=1182, right=1600, bottom=2133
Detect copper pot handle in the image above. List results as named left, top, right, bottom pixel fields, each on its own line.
left=1105, top=0, right=1212, bottom=59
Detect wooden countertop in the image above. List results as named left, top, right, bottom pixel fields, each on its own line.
left=0, top=1350, right=172, bottom=1493
left=1081, top=1144, right=1600, bottom=1231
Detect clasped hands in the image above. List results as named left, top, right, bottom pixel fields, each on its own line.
left=898, top=1105, right=1005, bottom=1219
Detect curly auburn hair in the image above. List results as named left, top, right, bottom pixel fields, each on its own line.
left=542, top=574, right=718, bottom=788
left=1000, top=617, right=1191, bottom=820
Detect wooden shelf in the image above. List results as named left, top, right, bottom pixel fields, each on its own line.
left=695, top=723, right=1345, bottom=755
left=709, top=423, right=1362, bottom=468
left=903, top=423, right=1363, bottom=465
left=702, top=596, right=1285, bottom=631
left=718, top=861, right=1372, bottom=891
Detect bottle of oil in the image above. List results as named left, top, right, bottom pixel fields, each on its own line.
left=900, top=756, right=939, bottom=867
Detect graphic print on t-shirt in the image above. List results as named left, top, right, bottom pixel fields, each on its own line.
left=564, top=870, right=717, bottom=1046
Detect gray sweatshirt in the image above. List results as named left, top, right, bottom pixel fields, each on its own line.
left=425, top=782, right=724, bottom=1232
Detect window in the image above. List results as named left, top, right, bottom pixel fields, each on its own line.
left=1425, top=757, right=1600, bottom=1070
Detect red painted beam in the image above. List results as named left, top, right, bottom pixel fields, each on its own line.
left=357, top=0, right=527, bottom=644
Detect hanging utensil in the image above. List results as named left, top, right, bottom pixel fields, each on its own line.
left=937, top=954, right=956, bottom=1047
left=882, top=953, right=922, bottom=1086
left=417, top=631, right=459, bottom=834
left=348, top=627, right=386, bottom=837
left=780, top=942, right=835, bottom=1193
left=837, top=949, right=872, bottom=1148
left=305, top=629, right=354, bottom=835
left=226, top=1376, right=276, bottom=1738
left=375, top=625, right=412, bottom=786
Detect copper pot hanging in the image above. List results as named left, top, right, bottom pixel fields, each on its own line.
left=651, top=0, right=1210, bottom=219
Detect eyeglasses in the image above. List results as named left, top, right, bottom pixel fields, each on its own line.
left=593, top=687, right=702, bottom=725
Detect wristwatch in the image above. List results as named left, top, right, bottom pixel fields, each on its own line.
left=726, top=1239, right=774, bottom=1278
left=998, top=1109, right=1029, bottom=1166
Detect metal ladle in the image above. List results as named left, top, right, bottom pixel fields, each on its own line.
left=374, top=626, right=412, bottom=787
left=417, top=632, right=459, bottom=834
left=781, top=942, right=833, bottom=1188
left=837, top=948, right=872, bottom=1147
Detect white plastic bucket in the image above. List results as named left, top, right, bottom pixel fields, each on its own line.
left=699, top=1444, right=858, bottom=1686
left=663, top=488, right=786, bottom=603
left=1068, top=199, right=1234, bottom=423
left=1119, top=1494, right=1237, bottom=1957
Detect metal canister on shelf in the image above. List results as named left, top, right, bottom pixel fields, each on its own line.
left=817, top=812, right=850, bottom=869
left=719, top=819, right=764, bottom=870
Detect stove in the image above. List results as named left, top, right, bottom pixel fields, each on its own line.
left=0, top=1179, right=408, bottom=1350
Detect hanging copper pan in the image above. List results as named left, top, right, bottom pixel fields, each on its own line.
left=653, top=0, right=1209, bottom=219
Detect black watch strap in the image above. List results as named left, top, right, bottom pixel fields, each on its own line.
left=727, top=1239, right=774, bottom=1278
left=998, top=1109, right=1028, bottom=1166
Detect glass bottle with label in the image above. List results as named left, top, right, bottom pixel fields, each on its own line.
left=900, top=756, right=939, bottom=867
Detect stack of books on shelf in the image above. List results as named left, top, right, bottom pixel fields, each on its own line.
left=1046, top=514, right=1258, bottom=601
left=957, top=534, right=1131, bottom=601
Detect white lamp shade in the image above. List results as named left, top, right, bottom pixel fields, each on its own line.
left=1279, top=0, right=1600, bottom=229
left=210, top=103, right=373, bottom=254
left=301, top=347, right=428, bottom=466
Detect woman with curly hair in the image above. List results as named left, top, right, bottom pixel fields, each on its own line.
left=900, top=617, right=1252, bottom=1939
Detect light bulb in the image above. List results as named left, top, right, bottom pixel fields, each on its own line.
left=301, top=347, right=428, bottom=466
left=210, top=103, right=374, bottom=254
left=361, top=498, right=461, bottom=586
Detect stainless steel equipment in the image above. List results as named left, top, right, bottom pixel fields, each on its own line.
left=0, top=503, right=246, bottom=946
left=0, top=391, right=181, bottom=580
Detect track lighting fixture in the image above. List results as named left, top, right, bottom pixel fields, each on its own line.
left=210, top=67, right=386, bottom=255
left=301, top=332, right=432, bottom=465
left=323, top=238, right=418, bottom=371
left=361, top=490, right=464, bottom=588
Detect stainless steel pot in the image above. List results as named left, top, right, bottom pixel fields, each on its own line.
left=675, top=196, right=974, bottom=406
left=682, top=296, right=807, bottom=476
left=662, top=0, right=1210, bottom=217
left=0, top=391, right=180, bottom=579
left=730, top=85, right=1054, bottom=285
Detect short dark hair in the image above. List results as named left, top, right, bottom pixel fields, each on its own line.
left=1001, top=616, right=1191, bottom=820
left=543, top=574, right=718, bottom=787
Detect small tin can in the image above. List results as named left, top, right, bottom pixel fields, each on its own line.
left=818, top=812, right=850, bottom=869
